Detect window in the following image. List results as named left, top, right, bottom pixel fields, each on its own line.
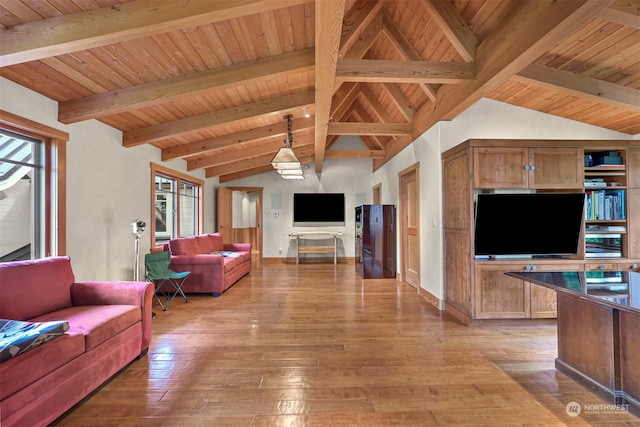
left=151, top=163, right=203, bottom=244
left=0, top=110, right=68, bottom=261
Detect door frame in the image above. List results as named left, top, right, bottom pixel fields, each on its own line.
left=224, top=186, right=263, bottom=258
left=398, top=163, right=420, bottom=288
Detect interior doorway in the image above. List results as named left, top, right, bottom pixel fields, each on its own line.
left=372, top=183, right=382, bottom=204
left=217, top=187, right=263, bottom=257
left=398, top=164, right=420, bottom=289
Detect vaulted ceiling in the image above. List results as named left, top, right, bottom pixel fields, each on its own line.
left=1, top=0, right=638, bottom=182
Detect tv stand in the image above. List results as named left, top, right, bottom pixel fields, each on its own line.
left=290, top=231, right=342, bottom=264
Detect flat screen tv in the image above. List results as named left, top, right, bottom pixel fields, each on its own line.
left=293, top=193, right=345, bottom=227
left=474, top=192, right=585, bottom=258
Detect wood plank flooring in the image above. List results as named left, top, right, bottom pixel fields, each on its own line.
left=55, top=262, right=640, bottom=426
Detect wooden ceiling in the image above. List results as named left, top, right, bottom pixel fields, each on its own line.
left=1, top=0, right=638, bottom=182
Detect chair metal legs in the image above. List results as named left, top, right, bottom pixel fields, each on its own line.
left=154, top=278, right=190, bottom=311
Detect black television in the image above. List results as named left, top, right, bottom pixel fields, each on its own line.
left=293, top=193, right=345, bottom=226
left=474, top=192, right=585, bottom=258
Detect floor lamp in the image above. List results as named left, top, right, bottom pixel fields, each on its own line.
left=131, top=219, right=146, bottom=281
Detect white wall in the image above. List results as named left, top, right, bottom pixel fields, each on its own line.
left=0, top=77, right=218, bottom=281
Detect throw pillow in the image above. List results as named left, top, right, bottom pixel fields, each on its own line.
left=0, top=319, right=70, bottom=363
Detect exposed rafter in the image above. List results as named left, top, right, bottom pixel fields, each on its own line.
left=123, top=91, right=315, bottom=146
left=59, top=49, right=315, bottom=124
left=314, top=0, right=346, bottom=174
left=335, top=59, right=475, bottom=83
left=514, top=64, right=640, bottom=112
left=0, top=0, right=311, bottom=67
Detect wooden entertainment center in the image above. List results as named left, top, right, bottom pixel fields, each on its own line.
left=442, top=140, right=640, bottom=325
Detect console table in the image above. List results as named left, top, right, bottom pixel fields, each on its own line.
left=290, top=231, right=342, bottom=264
left=506, top=270, right=639, bottom=415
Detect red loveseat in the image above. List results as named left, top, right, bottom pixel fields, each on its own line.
left=0, top=256, right=154, bottom=427
left=164, top=233, right=251, bottom=296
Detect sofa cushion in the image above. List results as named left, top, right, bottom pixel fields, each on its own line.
left=195, top=234, right=217, bottom=253
left=169, top=236, right=201, bottom=255
left=209, top=233, right=224, bottom=252
left=0, top=319, right=70, bottom=363
left=31, top=305, right=140, bottom=351
left=0, top=257, right=74, bottom=320
left=0, top=332, right=84, bottom=400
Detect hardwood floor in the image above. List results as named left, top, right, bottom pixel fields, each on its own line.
left=55, top=262, right=639, bottom=426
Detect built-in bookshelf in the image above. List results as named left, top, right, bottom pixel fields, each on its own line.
left=584, top=149, right=628, bottom=259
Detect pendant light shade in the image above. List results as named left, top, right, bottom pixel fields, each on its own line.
left=271, top=114, right=304, bottom=178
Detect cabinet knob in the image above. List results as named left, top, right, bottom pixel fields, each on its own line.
left=524, top=165, right=530, bottom=171
left=599, top=264, right=606, bottom=270
left=530, top=164, right=536, bottom=171
left=531, top=265, right=537, bottom=271
left=632, top=263, right=639, bottom=270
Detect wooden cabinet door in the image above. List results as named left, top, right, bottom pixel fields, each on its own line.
left=474, top=264, right=529, bottom=319
left=628, top=148, right=640, bottom=189
left=473, top=147, right=528, bottom=189
left=475, top=262, right=581, bottom=319
left=530, top=285, right=558, bottom=318
left=528, top=147, right=583, bottom=189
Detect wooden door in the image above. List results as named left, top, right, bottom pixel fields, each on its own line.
left=473, top=147, right=528, bottom=189
left=217, top=187, right=233, bottom=243
left=529, top=147, right=583, bottom=189
left=400, top=165, right=420, bottom=288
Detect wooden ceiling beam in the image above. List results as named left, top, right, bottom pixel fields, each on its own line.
left=335, top=59, right=475, bottom=84
left=422, top=0, right=479, bottom=62
left=162, top=117, right=314, bottom=161
left=381, top=83, right=416, bottom=122
left=351, top=106, right=386, bottom=150
left=328, top=122, right=411, bottom=136
left=359, top=85, right=397, bottom=124
left=331, top=83, right=360, bottom=122
left=59, top=48, right=314, bottom=124
left=219, top=165, right=276, bottom=183
left=0, top=0, right=311, bottom=67
left=410, top=0, right=615, bottom=138
left=338, top=0, right=384, bottom=59
left=513, top=64, right=640, bottom=112
left=343, top=10, right=384, bottom=60
left=381, top=10, right=438, bottom=102
left=600, top=6, right=640, bottom=29
left=325, top=150, right=385, bottom=159
left=123, top=90, right=315, bottom=146
left=314, top=0, right=346, bottom=174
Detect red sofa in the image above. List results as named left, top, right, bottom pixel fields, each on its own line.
left=164, top=233, right=251, bottom=296
left=0, top=256, right=154, bottom=427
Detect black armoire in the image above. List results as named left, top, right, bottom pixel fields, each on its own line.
left=355, top=205, right=396, bottom=278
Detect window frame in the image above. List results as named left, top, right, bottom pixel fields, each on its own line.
left=150, top=163, right=203, bottom=247
left=0, top=110, right=68, bottom=258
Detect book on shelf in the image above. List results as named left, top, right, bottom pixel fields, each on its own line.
left=592, top=164, right=625, bottom=169
left=586, top=224, right=627, bottom=232
left=584, top=189, right=625, bottom=221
